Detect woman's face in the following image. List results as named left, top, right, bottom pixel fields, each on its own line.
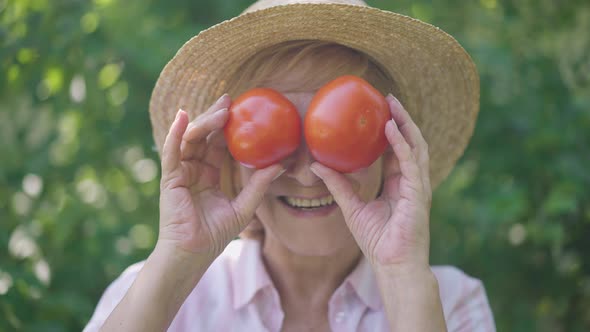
left=235, top=90, right=385, bottom=257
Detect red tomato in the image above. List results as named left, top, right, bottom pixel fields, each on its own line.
left=304, top=75, right=390, bottom=173
left=224, top=88, right=301, bottom=169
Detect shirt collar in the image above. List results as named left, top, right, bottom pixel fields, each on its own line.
left=231, top=239, right=274, bottom=310
left=345, top=257, right=382, bottom=310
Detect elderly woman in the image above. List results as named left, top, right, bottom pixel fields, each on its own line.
left=84, top=0, right=495, bottom=331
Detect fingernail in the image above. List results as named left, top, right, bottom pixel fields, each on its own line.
left=272, top=169, right=286, bottom=181
left=216, top=93, right=228, bottom=104
left=176, top=109, right=185, bottom=120
left=391, top=95, right=403, bottom=108
left=390, top=119, right=397, bottom=128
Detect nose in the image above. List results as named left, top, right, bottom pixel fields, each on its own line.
left=283, top=141, right=321, bottom=187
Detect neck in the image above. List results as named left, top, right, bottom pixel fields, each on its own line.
left=260, top=235, right=362, bottom=309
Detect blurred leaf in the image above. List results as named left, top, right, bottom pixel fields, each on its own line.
left=1, top=0, right=590, bottom=331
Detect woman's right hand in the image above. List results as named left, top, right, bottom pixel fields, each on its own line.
left=157, top=94, right=284, bottom=260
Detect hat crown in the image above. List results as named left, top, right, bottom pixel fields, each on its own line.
left=243, top=0, right=368, bottom=14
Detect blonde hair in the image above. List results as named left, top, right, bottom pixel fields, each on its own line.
left=219, top=40, right=395, bottom=239
left=228, top=40, right=394, bottom=96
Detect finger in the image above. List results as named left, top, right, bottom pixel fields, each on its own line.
left=180, top=92, right=230, bottom=159
left=421, top=149, right=432, bottom=203
left=386, top=95, right=428, bottom=167
left=386, top=94, right=431, bottom=196
left=184, top=108, right=229, bottom=144
left=176, top=160, right=220, bottom=190
left=203, top=93, right=231, bottom=116
left=385, top=120, right=423, bottom=198
left=181, top=130, right=228, bottom=189
left=203, top=129, right=228, bottom=167
left=206, top=129, right=227, bottom=148
left=161, top=110, right=189, bottom=178
left=309, top=162, right=364, bottom=222
left=231, top=164, right=285, bottom=228
left=381, top=151, right=401, bottom=201
left=181, top=108, right=229, bottom=161
left=203, top=145, right=228, bottom=170
left=386, top=94, right=427, bottom=150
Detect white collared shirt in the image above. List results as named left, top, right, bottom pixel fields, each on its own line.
left=84, top=238, right=496, bottom=331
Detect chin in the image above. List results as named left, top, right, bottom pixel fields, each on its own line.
left=258, top=198, right=359, bottom=257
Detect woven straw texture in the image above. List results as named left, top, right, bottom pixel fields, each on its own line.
left=149, top=0, right=479, bottom=189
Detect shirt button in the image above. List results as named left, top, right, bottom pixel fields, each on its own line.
left=335, top=311, right=346, bottom=323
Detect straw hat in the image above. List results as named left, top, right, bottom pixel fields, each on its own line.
left=149, top=0, right=479, bottom=190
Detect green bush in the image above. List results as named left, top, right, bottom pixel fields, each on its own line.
left=1, top=0, right=588, bottom=330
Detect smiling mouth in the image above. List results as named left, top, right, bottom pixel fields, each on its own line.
left=278, top=195, right=336, bottom=210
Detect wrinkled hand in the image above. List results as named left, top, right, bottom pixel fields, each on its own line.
left=310, top=95, right=432, bottom=269
left=158, top=94, right=284, bottom=259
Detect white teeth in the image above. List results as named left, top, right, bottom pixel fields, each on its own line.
left=284, top=195, right=334, bottom=208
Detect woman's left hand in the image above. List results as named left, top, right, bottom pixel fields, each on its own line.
left=310, top=94, right=432, bottom=270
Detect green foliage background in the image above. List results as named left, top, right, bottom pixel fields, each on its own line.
left=1, top=0, right=589, bottom=330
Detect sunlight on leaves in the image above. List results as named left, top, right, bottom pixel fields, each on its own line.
left=132, top=158, right=158, bottom=183
left=93, top=0, right=115, bottom=8
left=410, top=4, right=432, bottom=22
left=22, top=174, right=43, bottom=197
left=508, top=223, right=527, bottom=246
left=7, top=65, right=20, bottom=82
left=117, top=186, right=139, bottom=212
left=8, top=225, right=39, bottom=259
left=0, top=270, right=14, bottom=295
left=33, top=259, right=51, bottom=286
left=107, top=81, right=128, bottom=106
left=30, top=0, right=48, bottom=11
left=17, top=48, right=37, bottom=64
left=446, top=159, right=478, bottom=194
left=69, top=75, right=86, bottom=103
left=80, top=12, right=100, bottom=34
left=115, top=236, right=132, bottom=255
left=12, top=192, right=32, bottom=216
left=480, top=0, right=497, bottom=10
left=44, top=67, right=64, bottom=95
left=123, top=146, right=144, bottom=169
left=98, top=63, right=123, bottom=89
left=129, top=224, right=154, bottom=249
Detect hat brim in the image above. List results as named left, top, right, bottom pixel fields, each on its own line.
left=149, top=3, right=479, bottom=189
